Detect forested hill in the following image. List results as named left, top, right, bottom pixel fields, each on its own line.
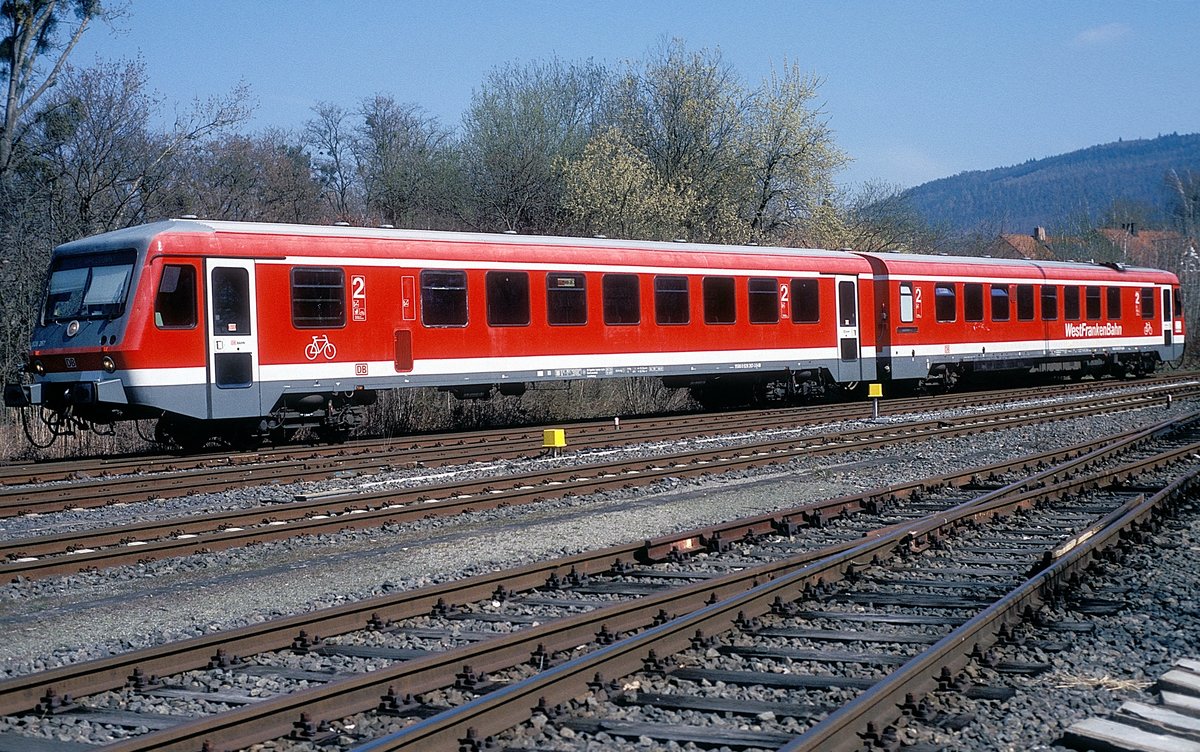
left=901, top=133, right=1200, bottom=234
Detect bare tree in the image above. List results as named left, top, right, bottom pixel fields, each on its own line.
left=460, top=57, right=607, bottom=233
left=166, top=129, right=322, bottom=223
left=34, top=58, right=251, bottom=236
left=304, top=101, right=360, bottom=221
left=355, top=94, right=455, bottom=228
left=836, top=181, right=946, bottom=253
left=0, top=0, right=124, bottom=183
left=1166, top=168, right=1200, bottom=238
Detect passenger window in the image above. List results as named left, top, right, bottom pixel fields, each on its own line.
left=1106, top=287, right=1121, bottom=318
left=790, top=278, right=820, bottom=323
left=1041, top=285, right=1058, bottom=321
left=654, top=275, right=690, bottom=325
left=703, top=276, right=736, bottom=324
left=1140, top=287, right=1155, bottom=319
left=212, top=267, right=251, bottom=335
left=421, top=270, right=468, bottom=327
left=486, top=270, right=530, bottom=326
left=1063, top=286, right=1081, bottom=321
left=964, top=283, right=984, bottom=322
left=291, top=267, right=345, bottom=328
left=603, top=274, right=640, bottom=325
left=990, top=285, right=1009, bottom=321
left=934, top=283, right=956, bottom=322
left=1016, top=284, right=1035, bottom=321
left=748, top=277, right=778, bottom=324
left=155, top=264, right=197, bottom=329
left=899, top=283, right=914, bottom=323
left=1085, top=286, right=1101, bottom=320
left=547, top=272, right=586, bottom=325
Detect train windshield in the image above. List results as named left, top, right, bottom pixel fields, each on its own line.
left=43, top=249, right=137, bottom=323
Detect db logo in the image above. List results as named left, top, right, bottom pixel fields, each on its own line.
left=355, top=363, right=368, bottom=376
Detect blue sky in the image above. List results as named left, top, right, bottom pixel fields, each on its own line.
left=73, top=1, right=1199, bottom=189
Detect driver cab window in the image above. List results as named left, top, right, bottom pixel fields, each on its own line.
left=155, top=265, right=197, bottom=329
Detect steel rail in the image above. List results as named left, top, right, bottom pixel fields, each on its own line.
left=0, top=413, right=1175, bottom=720
left=778, top=462, right=1200, bottom=751
left=2, top=376, right=1193, bottom=511
left=1, top=389, right=1183, bottom=580
left=70, top=413, right=1200, bottom=752
left=5, top=374, right=1190, bottom=487
left=349, top=419, right=1200, bottom=751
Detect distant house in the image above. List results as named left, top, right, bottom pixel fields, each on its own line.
left=985, top=225, right=1194, bottom=268
left=988, top=227, right=1059, bottom=260
left=1096, top=225, right=1189, bottom=268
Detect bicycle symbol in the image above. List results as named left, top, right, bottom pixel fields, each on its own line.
left=304, top=334, right=337, bottom=360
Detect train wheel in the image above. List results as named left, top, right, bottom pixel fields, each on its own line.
left=317, top=425, right=350, bottom=444
left=223, top=423, right=263, bottom=451
left=156, top=417, right=210, bottom=453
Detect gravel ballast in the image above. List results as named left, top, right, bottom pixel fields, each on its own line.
left=0, top=397, right=1196, bottom=751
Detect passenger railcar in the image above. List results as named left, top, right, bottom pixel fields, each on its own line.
left=2, top=219, right=1185, bottom=449
left=862, top=254, right=1184, bottom=388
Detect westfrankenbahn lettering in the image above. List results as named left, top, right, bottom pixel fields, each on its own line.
left=1065, top=322, right=1123, bottom=337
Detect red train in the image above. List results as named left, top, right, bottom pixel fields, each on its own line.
left=3, top=219, right=1187, bottom=449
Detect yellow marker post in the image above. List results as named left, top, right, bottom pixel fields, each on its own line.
left=543, top=428, right=566, bottom=457
left=868, top=382, right=883, bottom=420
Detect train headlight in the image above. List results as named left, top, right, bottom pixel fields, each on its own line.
left=31, top=359, right=45, bottom=376
left=101, top=355, right=116, bottom=373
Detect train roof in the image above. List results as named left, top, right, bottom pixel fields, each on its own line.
left=857, top=249, right=1176, bottom=281
left=58, top=219, right=861, bottom=261
left=53, top=219, right=1177, bottom=282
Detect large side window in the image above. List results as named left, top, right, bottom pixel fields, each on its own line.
left=155, top=264, right=197, bottom=329
left=547, top=272, right=586, bottom=325
left=990, top=284, right=1010, bottom=321
left=421, top=270, right=468, bottom=327
left=790, top=278, right=820, bottom=323
left=1106, top=286, right=1121, bottom=318
left=935, top=283, right=956, bottom=322
left=603, top=274, right=640, bottom=325
left=703, top=276, right=736, bottom=324
left=898, top=282, right=914, bottom=323
left=1085, top=285, right=1101, bottom=320
left=291, top=267, right=345, bottom=328
left=1063, top=285, right=1081, bottom=321
left=964, top=283, right=984, bottom=322
left=1140, top=287, right=1155, bottom=319
left=748, top=277, right=778, bottom=324
left=654, top=275, right=689, bottom=325
left=1041, top=285, right=1058, bottom=321
left=1016, top=284, right=1035, bottom=321
left=486, top=270, right=530, bottom=326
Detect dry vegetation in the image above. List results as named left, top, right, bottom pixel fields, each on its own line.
left=0, top=378, right=696, bottom=463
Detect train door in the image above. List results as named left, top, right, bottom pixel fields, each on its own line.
left=834, top=276, right=863, bottom=381
left=1162, top=286, right=1173, bottom=348
left=205, top=258, right=261, bottom=419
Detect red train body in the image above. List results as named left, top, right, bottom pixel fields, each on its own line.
left=3, top=220, right=1186, bottom=448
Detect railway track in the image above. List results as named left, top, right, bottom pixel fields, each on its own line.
left=1, top=375, right=1194, bottom=507
left=1, top=384, right=1189, bottom=581
left=0, top=410, right=1196, bottom=751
